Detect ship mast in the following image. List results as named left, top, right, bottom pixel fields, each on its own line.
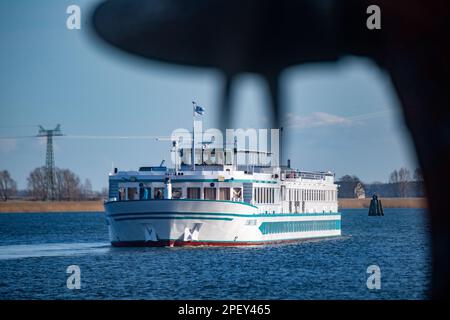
left=191, top=101, right=196, bottom=171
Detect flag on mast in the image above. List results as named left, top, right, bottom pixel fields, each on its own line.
left=193, top=101, right=205, bottom=115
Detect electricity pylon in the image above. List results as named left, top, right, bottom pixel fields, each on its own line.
left=37, top=124, right=63, bottom=200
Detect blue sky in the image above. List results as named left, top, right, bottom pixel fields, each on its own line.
left=0, top=0, right=417, bottom=191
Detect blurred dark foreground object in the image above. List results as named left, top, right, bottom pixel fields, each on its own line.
left=91, top=0, right=450, bottom=298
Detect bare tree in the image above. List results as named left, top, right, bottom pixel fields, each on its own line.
left=388, top=168, right=411, bottom=197
left=27, top=167, right=48, bottom=200
left=389, top=170, right=399, bottom=184
left=101, top=187, right=109, bottom=199
left=58, top=169, right=81, bottom=200
left=398, top=167, right=411, bottom=182
left=414, top=167, right=423, bottom=181
left=398, top=167, right=411, bottom=197
left=0, top=170, right=17, bottom=201
left=28, top=167, right=83, bottom=201
left=81, top=178, right=93, bottom=200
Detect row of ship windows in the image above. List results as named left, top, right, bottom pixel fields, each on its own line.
left=284, top=188, right=336, bottom=202
left=259, top=220, right=341, bottom=235
left=253, top=187, right=276, bottom=204
left=118, top=186, right=243, bottom=201
left=118, top=186, right=337, bottom=204
left=253, top=187, right=337, bottom=204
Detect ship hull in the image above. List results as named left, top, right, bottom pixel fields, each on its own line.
left=104, top=199, right=341, bottom=247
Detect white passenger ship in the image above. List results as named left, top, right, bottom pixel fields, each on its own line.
left=105, top=160, right=340, bottom=247
left=105, top=106, right=340, bottom=246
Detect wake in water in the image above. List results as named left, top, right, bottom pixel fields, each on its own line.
left=0, top=242, right=110, bottom=260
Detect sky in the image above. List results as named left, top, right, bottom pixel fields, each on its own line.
left=0, top=0, right=418, bottom=191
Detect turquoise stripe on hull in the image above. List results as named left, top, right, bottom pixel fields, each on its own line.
left=107, top=211, right=340, bottom=219
left=259, top=220, right=341, bottom=235
left=114, top=216, right=233, bottom=221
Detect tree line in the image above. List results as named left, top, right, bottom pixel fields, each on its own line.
left=0, top=168, right=106, bottom=201
left=337, top=167, right=424, bottom=198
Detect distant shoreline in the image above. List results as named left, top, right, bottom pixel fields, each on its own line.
left=0, top=198, right=428, bottom=213
left=338, top=197, right=427, bottom=209
left=0, top=200, right=104, bottom=213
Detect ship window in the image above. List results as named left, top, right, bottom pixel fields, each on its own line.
left=219, top=187, right=230, bottom=200
left=140, top=187, right=151, bottom=200
left=118, top=187, right=125, bottom=201
left=204, top=187, right=217, bottom=200
left=144, top=187, right=151, bottom=199
left=172, top=188, right=182, bottom=199
left=187, top=187, right=201, bottom=199
left=154, top=188, right=164, bottom=199
left=232, top=188, right=242, bottom=201
left=127, top=187, right=138, bottom=200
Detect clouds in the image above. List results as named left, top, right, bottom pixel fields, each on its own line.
left=283, top=112, right=352, bottom=129
left=283, top=109, right=391, bottom=129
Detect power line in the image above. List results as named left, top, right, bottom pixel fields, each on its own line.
left=0, top=134, right=163, bottom=140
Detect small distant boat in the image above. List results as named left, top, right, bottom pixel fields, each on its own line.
left=104, top=106, right=341, bottom=247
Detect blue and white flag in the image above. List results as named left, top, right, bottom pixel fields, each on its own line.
left=194, top=105, right=205, bottom=115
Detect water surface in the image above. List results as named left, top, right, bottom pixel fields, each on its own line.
left=0, top=209, right=431, bottom=299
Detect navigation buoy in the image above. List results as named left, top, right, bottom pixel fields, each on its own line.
left=368, top=194, right=384, bottom=216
